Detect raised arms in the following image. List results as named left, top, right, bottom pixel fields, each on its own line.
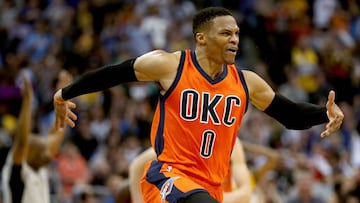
left=12, top=76, right=33, bottom=164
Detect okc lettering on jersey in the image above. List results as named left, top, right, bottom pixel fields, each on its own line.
left=180, top=89, right=241, bottom=127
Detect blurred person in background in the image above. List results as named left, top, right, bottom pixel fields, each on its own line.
left=1, top=70, right=71, bottom=203
left=241, top=141, right=282, bottom=203
left=286, top=169, right=326, bottom=203
left=56, top=140, right=90, bottom=202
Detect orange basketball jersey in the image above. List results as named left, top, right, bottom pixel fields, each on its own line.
left=148, top=50, right=248, bottom=201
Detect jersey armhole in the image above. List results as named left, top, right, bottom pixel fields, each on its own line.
left=236, top=67, right=250, bottom=113
left=162, top=50, right=186, bottom=100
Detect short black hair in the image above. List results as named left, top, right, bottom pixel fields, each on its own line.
left=192, top=7, right=233, bottom=36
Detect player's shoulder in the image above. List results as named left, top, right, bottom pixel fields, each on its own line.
left=138, top=50, right=183, bottom=71
left=134, top=50, right=184, bottom=82
left=239, top=69, right=261, bottom=83
left=142, top=49, right=182, bottom=59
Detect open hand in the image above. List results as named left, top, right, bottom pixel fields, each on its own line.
left=320, top=90, right=344, bottom=137
left=53, top=89, right=77, bottom=129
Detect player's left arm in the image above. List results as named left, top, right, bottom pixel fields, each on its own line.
left=223, top=138, right=252, bottom=203
left=242, top=70, right=344, bottom=137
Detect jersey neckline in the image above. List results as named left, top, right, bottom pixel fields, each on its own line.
left=190, top=51, right=228, bottom=85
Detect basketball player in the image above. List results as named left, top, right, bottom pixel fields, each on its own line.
left=2, top=70, right=72, bottom=203
left=53, top=7, right=344, bottom=203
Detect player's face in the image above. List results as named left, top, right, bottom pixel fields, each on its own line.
left=205, top=16, right=239, bottom=64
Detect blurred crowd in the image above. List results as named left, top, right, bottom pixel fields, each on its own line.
left=0, top=0, right=360, bottom=202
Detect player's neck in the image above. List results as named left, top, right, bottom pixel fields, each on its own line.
left=194, top=49, right=224, bottom=79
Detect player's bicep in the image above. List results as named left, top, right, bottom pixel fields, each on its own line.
left=242, top=70, right=275, bottom=111
left=134, top=50, right=174, bottom=82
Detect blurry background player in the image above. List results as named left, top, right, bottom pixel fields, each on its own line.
left=241, top=141, right=282, bottom=203
left=1, top=70, right=72, bottom=203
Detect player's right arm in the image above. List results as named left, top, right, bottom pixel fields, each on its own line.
left=53, top=50, right=180, bottom=129
left=12, top=76, right=33, bottom=164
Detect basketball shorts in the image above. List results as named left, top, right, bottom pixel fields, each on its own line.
left=140, top=160, right=222, bottom=203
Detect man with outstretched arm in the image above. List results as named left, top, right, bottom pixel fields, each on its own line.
left=53, top=7, right=343, bottom=203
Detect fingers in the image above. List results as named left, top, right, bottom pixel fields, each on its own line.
left=65, top=117, right=75, bottom=128
left=321, top=114, right=343, bottom=138
left=55, top=113, right=76, bottom=129
left=55, top=112, right=77, bottom=129
left=68, top=109, right=78, bottom=121
left=54, top=100, right=77, bottom=129
left=60, top=104, right=77, bottom=128
left=327, top=113, right=343, bottom=127
left=326, top=90, right=336, bottom=117
left=67, top=101, right=77, bottom=109
left=328, top=90, right=335, bottom=104
left=320, top=123, right=336, bottom=138
left=66, top=102, right=77, bottom=121
left=320, top=130, right=330, bottom=138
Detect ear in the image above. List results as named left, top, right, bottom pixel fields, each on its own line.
left=195, top=32, right=206, bottom=45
